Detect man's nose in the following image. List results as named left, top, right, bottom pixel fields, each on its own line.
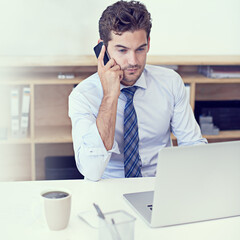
left=128, top=52, right=137, bottom=66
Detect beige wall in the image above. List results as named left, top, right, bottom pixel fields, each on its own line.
left=0, top=0, right=240, bottom=56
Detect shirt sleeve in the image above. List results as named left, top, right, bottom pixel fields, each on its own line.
left=68, top=88, right=120, bottom=181
left=170, top=73, right=208, bottom=146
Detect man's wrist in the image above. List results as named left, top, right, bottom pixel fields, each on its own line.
left=101, top=94, right=119, bottom=108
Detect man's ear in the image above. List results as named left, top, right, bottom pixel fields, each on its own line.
left=147, top=37, right=150, bottom=52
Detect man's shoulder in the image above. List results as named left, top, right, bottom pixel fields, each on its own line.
left=144, top=64, right=181, bottom=85
left=143, top=65, right=183, bottom=92
left=145, top=64, right=179, bottom=77
left=76, top=72, right=100, bottom=90
left=70, top=72, right=101, bottom=97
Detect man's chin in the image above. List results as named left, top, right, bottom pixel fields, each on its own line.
left=121, top=72, right=142, bottom=86
left=121, top=77, right=139, bottom=86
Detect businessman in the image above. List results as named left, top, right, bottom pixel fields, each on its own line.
left=69, top=0, right=207, bottom=181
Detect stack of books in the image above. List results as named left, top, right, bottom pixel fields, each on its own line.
left=199, top=115, right=219, bottom=135
left=198, top=65, right=240, bottom=78
left=10, top=86, right=31, bottom=138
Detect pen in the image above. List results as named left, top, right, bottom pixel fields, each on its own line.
left=93, top=203, right=105, bottom=219
left=93, top=203, right=121, bottom=240
left=111, top=218, right=121, bottom=240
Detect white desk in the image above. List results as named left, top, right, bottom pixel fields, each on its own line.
left=0, top=177, right=239, bottom=240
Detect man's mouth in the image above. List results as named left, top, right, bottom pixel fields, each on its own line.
left=126, top=68, right=139, bottom=74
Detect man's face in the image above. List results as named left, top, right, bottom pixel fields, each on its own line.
left=107, top=30, right=150, bottom=86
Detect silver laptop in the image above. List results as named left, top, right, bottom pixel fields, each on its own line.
left=123, top=141, right=240, bottom=228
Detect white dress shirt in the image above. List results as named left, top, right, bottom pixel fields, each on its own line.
left=69, top=65, right=207, bottom=181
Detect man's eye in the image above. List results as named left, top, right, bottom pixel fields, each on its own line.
left=119, top=49, right=127, bottom=53
left=137, top=48, right=145, bottom=52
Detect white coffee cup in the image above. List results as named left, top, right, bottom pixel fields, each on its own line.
left=41, top=189, right=71, bottom=231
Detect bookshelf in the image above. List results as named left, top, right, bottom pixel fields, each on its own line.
left=0, top=55, right=240, bottom=181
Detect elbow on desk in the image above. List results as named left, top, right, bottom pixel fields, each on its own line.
left=77, top=164, right=102, bottom=182
left=83, top=171, right=102, bottom=182
left=75, top=156, right=103, bottom=182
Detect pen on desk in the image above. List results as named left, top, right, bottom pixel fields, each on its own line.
left=93, top=203, right=105, bottom=219
left=111, top=218, right=121, bottom=240
left=93, top=203, right=120, bottom=240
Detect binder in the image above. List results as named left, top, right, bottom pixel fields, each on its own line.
left=10, top=88, right=20, bottom=137
left=20, top=87, right=31, bottom=137
left=184, top=84, right=191, bottom=103
left=198, top=65, right=240, bottom=78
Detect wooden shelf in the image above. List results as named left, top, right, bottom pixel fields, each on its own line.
left=203, top=130, right=240, bottom=140
left=6, top=129, right=239, bottom=144
left=0, top=72, right=88, bottom=85
left=181, top=73, right=240, bottom=84
left=0, top=55, right=98, bottom=67
left=1, top=71, right=240, bottom=85
left=1, top=55, right=240, bottom=67
left=147, top=55, right=240, bottom=66
left=0, top=137, right=32, bottom=145
left=172, top=131, right=240, bottom=141
left=34, top=125, right=72, bottom=143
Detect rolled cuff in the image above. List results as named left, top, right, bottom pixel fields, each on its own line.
left=76, top=123, right=120, bottom=181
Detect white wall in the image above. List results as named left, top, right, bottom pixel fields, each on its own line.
left=0, top=0, right=240, bottom=56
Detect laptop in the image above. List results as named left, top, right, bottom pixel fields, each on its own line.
left=123, top=141, right=240, bottom=228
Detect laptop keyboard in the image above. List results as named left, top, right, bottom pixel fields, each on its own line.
left=147, top=204, right=153, bottom=211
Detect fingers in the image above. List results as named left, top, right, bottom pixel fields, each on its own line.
left=110, top=64, right=121, bottom=71
left=97, top=44, right=122, bottom=83
left=98, top=45, right=115, bottom=69
left=111, top=64, right=123, bottom=81
left=107, top=64, right=123, bottom=81
left=97, top=44, right=105, bottom=69
left=117, top=70, right=123, bottom=81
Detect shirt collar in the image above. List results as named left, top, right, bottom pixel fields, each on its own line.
left=120, top=68, right=147, bottom=90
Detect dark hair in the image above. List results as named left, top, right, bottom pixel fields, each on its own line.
left=99, top=0, right=152, bottom=46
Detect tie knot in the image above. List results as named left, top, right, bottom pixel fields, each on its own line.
left=121, top=86, right=138, bottom=100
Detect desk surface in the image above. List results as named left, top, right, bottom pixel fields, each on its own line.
left=0, top=177, right=239, bottom=240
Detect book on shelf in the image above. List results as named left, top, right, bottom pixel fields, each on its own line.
left=10, top=86, right=31, bottom=138
left=199, top=115, right=219, bottom=135
left=20, top=87, right=31, bottom=137
left=198, top=65, right=240, bottom=79
left=195, top=100, right=240, bottom=131
left=10, top=88, right=20, bottom=137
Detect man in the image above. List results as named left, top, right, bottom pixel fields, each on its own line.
left=69, top=0, right=207, bottom=181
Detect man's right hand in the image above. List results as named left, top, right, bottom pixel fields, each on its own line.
left=97, top=44, right=123, bottom=99
left=96, top=44, right=122, bottom=151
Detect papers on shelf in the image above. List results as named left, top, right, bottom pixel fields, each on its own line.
left=199, top=115, right=219, bottom=135
left=10, top=86, right=31, bottom=138
left=10, top=88, right=20, bottom=137
left=198, top=65, right=240, bottom=79
left=20, top=87, right=31, bottom=137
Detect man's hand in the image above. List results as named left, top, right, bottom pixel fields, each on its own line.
left=96, top=44, right=122, bottom=151
left=97, top=44, right=123, bottom=99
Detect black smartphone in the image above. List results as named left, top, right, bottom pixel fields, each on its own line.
left=93, top=42, right=110, bottom=65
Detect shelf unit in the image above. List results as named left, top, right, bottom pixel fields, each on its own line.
left=0, top=55, right=240, bottom=181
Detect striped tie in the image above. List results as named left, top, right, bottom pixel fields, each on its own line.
left=121, top=86, right=142, bottom=178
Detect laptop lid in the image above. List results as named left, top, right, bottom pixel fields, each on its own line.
left=151, top=141, right=240, bottom=227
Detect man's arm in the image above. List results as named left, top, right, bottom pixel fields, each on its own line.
left=69, top=45, right=122, bottom=181
left=171, top=73, right=207, bottom=145
left=96, top=44, right=123, bottom=150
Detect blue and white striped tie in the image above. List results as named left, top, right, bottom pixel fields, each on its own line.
left=121, top=86, right=142, bottom=177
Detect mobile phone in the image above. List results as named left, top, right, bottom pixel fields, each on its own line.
left=93, top=42, right=110, bottom=65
